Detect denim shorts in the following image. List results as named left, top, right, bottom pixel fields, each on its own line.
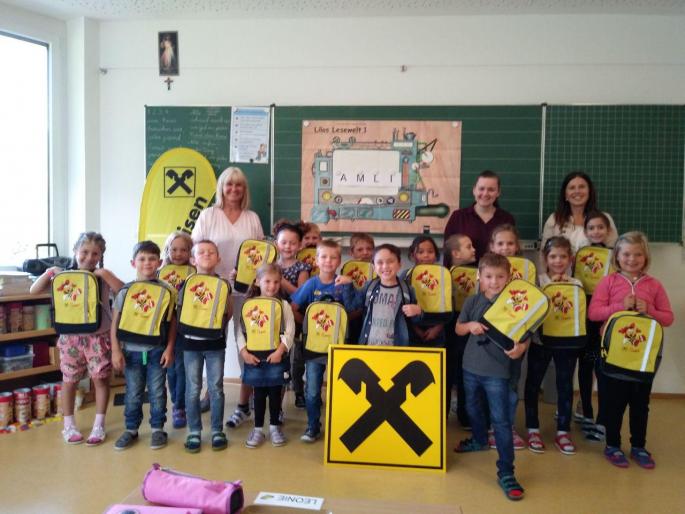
left=242, top=359, right=288, bottom=387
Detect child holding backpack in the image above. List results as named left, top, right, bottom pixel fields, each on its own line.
left=589, top=232, right=673, bottom=469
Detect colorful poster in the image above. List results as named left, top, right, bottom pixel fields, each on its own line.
left=230, top=107, right=270, bottom=164
left=301, top=120, right=461, bottom=234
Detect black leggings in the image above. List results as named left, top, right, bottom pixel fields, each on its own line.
left=253, top=385, right=282, bottom=427
left=577, top=319, right=602, bottom=419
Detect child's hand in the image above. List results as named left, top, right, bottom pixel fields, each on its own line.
left=550, top=273, right=565, bottom=282
left=335, top=275, right=352, bottom=286
left=241, top=349, right=260, bottom=365
left=402, top=304, right=422, bottom=317
left=623, top=294, right=636, bottom=310
left=469, top=322, right=488, bottom=335
left=266, top=345, right=286, bottom=364
left=160, top=347, right=174, bottom=368
left=505, top=341, right=528, bottom=360
left=47, top=266, right=63, bottom=277
left=112, top=348, right=125, bottom=372
left=92, top=268, right=106, bottom=277
left=635, top=298, right=648, bottom=314
left=228, top=268, right=237, bottom=281
left=423, top=324, right=443, bottom=342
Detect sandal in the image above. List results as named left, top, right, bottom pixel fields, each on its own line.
left=184, top=433, right=202, bottom=454
left=62, top=426, right=84, bottom=445
left=85, top=426, right=106, bottom=446
left=554, top=433, right=576, bottom=455
left=527, top=431, right=545, bottom=453
left=630, top=447, right=655, bottom=469
left=498, top=474, right=525, bottom=501
left=212, top=432, right=228, bottom=451
left=604, top=446, right=629, bottom=468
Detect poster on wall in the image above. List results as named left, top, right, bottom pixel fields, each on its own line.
left=230, top=107, right=270, bottom=164
left=158, top=31, right=179, bottom=76
left=301, top=120, right=461, bottom=235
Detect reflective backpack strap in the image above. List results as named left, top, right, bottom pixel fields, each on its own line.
left=603, top=250, right=612, bottom=276
left=82, top=273, right=89, bottom=322
left=147, top=285, right=167, bottom=336
left=640, top=319, right=659, bottom=372
left=332, top=305, right=341, bottom=345
left=439, top=266, right=447, bottom=312
left=507, top=296, right=548, bottom=340
left=573, top=285, right=580, bottom=336
left=269, top=299, right=277, bottom=350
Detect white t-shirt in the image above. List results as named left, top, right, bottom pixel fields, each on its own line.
left=541, top=212, right=618, bottom=254
left=191, top=206, right=264, bottom=280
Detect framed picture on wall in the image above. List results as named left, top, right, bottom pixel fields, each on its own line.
left=158, top=31, right=179, bottom=76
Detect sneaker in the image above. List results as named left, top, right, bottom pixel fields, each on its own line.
left=200, top=392, right=210, bottom=413
left=573, top=410, right=588, bottom=423
left=454, top=437, right=488, bottom=453
left=245, top=429, right=266, bottom=448
left=487, top=430, right=496, bottom=449
left=184, top=433, right=201, bottom=453
left=300, top=428, right=320, bottom=443
left=114, top=430, right=138, bottom=451
left=270, top=426, right=287, bottom=447
left=62, top=426, right=84, bottom=445
left=554, top=433, right=576, bottom=455
left=211, top=432, right=228, bottom=451
left=604, top=446, right=629, bottom=468
left=512, top=429, right=525, bottom=451
left=172, top=408, right=187, bottom=429
left=498, top=474, right=525, bottom=501
left=150, top=430, right=168, bottom=450
left=527, top=431, right=545, bottom=453
left=630, top=447, right=655, bottom=469
left=294, top=393, right=305, bottom=409
left=226, top=408, right=251, bottom=428
left=85, top=426, right=106, bottom=447
left=584, top=424, right=606, bottom=442
left=278, top=409, right=285, bottom=425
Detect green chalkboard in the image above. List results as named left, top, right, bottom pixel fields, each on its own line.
left=543, top=105, right=684, bottom=243
left=145, top=106, right=271, bottom=231
left=273, top=106, right=542, bottom=240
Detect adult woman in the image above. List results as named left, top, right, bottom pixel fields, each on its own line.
left=541, top=171, right=618, bottom=253
left=443, top=170, right=516, bottom=262
left=192, top=167, right=264, bottom=428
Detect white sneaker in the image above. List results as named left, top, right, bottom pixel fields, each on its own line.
left=245, top=429, right=265, bottom=448
left=270, top=426, right=287, bottom=446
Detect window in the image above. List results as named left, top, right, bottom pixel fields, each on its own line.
left=0, top=32, right=49, bottom=265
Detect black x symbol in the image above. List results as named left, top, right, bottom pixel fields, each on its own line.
left=338, top=358, right=435, bottom=456
left=166, top=168, right=193, bottom=194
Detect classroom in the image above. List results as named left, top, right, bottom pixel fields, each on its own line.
left=1, top=1, right=684, bottom=513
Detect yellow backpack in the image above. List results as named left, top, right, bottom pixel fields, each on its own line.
left=303, top=300, right=348, bottom=354
left=341, top=260, right=376, bottom=291
left=541, top=282, right=587, bottom=349
left=406, top=264, right=453, bottom=314
left=51, top=270, right=100, bottom=334
left=573, top=246, right=614, bottom=295
left=158, top=264, right=197, bottom=292
left=117, top=281, right=175, bottom=345
left=296, top=247, right=319, bottom=276
left=234, top=239, right=278, bottom=293
left=178, top=274, right=231, bottom=339
left=450, top=265, right=479, bottom=312
left=507, top=256, right=537, bottom=284
left=601, top=311, right=664, bottom=381
left=482, top=279, right=550, bottom=351
left=241, top=297, right=284, bottom=351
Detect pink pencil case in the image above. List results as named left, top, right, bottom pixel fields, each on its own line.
left=142, top=463, right=244, bottom=514
left=103, top=506, right=202, bottom=514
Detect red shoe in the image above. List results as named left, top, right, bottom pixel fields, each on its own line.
left=554, top=432, right=576, bottom=455
left=527, top=431, right=545, bottom=453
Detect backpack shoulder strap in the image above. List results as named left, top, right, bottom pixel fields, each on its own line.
left=365, top=278, right=381, bottom=307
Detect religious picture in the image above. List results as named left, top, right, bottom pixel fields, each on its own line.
left=158, top=31, right=179, bottom=76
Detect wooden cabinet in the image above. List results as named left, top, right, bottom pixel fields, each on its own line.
left=0, top=293, right=60, bottom=383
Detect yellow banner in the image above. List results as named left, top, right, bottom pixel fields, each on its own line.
left=324, top=345, right=445, bottom=472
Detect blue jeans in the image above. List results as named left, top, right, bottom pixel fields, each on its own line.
left=184, top=350, right=225, bottom=434
left=304, top=359, right=326, bottom=433
left=167, top=342, right=185, bottom=409
left=123, top=347, right=167, bottom=430
left=463, top=369, right=515, bottom=478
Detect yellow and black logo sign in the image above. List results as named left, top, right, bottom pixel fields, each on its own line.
left=325, top=346, right=445, bottom=471
left=163, top=167, right=196, bottom=197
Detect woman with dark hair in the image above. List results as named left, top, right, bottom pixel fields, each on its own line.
left=541, top=171, right=618, bottom=253
left=443, top=170, right=516, bottom=262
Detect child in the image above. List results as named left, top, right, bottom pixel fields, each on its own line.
left=30, top=232, right=123, bottom=446
left=575, top=211, right=612, bottom=436
left=443, top=234, right=477, bottom=426
left=180, top=240, right=232, bottom=453
left=523, top=236, right=583, bottom=455
left=488, top=224, right=526, bottom=450
left=111, top=241, right=176, bottom=450
left=160, top=231, right=195, bottom=430
left=300, top=222, right=321, bottom=249
left=358, top=244, right=423, bottom=346
left=274, top=220, right=310, bottom=409
left=238, top=264, right=295, bottom=448
left=589, top=232, right=673, bottom=469
left=454, top=253, right=529, bottom=501
left=291, top=240, right=361, bottom=442
left=349, top=233, right=375, bottom=262
left=404, top=235, right=448, bottom=346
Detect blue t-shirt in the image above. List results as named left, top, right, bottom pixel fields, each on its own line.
left=290, top=275, right=361, bottom=312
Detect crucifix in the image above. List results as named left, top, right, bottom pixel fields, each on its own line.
left=164, top=77, right=174, bottom=90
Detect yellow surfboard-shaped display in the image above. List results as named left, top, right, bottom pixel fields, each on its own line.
left=139, top=147, right=217, bottom=249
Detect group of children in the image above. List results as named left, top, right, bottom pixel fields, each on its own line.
left=31, top=208, right=674, bottom=502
